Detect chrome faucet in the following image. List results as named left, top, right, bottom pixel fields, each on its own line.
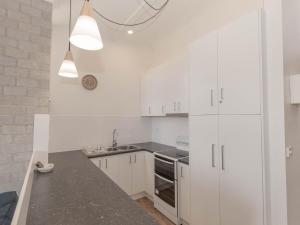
left=112, top=129, right=118, bottom=148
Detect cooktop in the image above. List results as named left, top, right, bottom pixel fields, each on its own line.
left=155, top=149, right=189, bottom=160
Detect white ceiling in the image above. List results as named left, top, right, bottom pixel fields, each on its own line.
left=52, top=0, right=213, bottom=44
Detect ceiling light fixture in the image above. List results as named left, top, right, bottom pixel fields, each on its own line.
left=127, top=30, right=134, bottom=35
left=70, top=0, right=103, bottom=51
left=58, top=0, right=78, bottom=78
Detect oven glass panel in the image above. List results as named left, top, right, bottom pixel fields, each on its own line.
left=154, top=156, right=175, bottom=181
left=155, top=175, right=175, bottom=208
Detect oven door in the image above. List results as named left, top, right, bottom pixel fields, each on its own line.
left=155, top=173, right=176, bottom=208
left=154, top=155, right=175, bottom=181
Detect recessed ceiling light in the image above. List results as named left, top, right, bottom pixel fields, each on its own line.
left=127, top=30, right=134, bottom=35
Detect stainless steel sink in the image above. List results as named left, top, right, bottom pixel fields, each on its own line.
left=106, top=147, right=119, bottom=152
left=83, top=145, right=140, bottom=157
left=116, top=145, right=139, bottom=151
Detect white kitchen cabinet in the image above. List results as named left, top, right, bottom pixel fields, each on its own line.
left=178, top=162, right=190, bottom=224
left=141, top=55, right=189, bottom=116
left=91, top=156, right=119, bottom=185
left=132, top=152, right=145, bottom=195
left=118, top=153, right=133, bottom=195
left=189, top=115, right=264, bottom=225
left=189, top=10, right=262, bottom=115
left=218, top=10, right=262, bottom=115
left=165, top=56, right=189, bottom=114
left=190, top=31, right=219, bottom=115
left=144, top=152, right=154, bottom=198
left=219, top=115, right=263, bottom=225
left=105, top=152, right=145, bottom=196
left=102, top=156, right=119, bottom=185
left=141, top=73, right=153, bottom=116
left=141, top=66, right=167, bottom=117
left=190, top=116, right=220, bottom=225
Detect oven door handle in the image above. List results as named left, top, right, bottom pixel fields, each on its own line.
left=155, top=173, right=174, bottom=184
left=154, top=157, right=174, bottom=165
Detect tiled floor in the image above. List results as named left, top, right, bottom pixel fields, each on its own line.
left=136, top=197, right=175, bottom=225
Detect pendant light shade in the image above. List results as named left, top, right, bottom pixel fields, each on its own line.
left=70, top=0, right=103, bottom=51
left=58, top=50, right=78, bottom=78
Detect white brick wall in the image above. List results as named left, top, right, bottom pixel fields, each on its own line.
left=0, top=0, right=51, bottom=193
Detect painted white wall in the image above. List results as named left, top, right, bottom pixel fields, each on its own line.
left=282, top=0, right=300, bottom=224
left=152, top=117, right=189, bottom=149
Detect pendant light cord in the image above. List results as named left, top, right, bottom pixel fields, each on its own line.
left=92, top=0, right=169, bottom=27
left=69, top=0, right=71, bottom=51
left=143, top=0, right=168, bottom=11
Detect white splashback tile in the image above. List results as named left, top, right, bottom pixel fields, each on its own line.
left=49, top=115, right=152, bottom=152
left=151, top=117, right=189, bottom=150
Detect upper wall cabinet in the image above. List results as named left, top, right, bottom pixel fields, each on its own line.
left=141, top=55, right=189, bottom=117
left=189, top=10, right=262, bottom=115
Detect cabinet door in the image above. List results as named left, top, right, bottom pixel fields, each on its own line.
left=190, top=116, right=220, bottom=225
left=141, top=73, right=152, bottom=116
left=219, top=115, right=263, bottom=225
left=151, top=65, right=167, bottom=116
left=178, top=162, right=190, bottom=223
left=219, top=10, right=262, bottom=114
left=118, top=153, right=133, bottom=195
left=165, top=56, right=189, bottom=114
left=132, top=152, right=145, bottom=195
left=90, top=158, right=102, bottom=169
left=145, top=152, right=154, bottom=198
left=103, top=156, right=119, bottom=185
left=190, top=31, right=219, bottom=115
left=144, top=152, right=154, bottom=198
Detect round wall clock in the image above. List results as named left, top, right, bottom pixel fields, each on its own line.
left=82, top=75, right=98, bottom=90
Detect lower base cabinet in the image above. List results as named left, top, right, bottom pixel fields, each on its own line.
left=144, top=152, right=154, bottom=198
left=91, top=152, right=147, bottom=196
left=90, top=156, right=119, bottom=184
left=91, top=151, right=190, bottom=222
left=118, top=152, right=145, bottom=195
left=178, top=162, right=190, bottom=224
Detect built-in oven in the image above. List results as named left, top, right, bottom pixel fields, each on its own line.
left=154, top=153, right=178, bottom=224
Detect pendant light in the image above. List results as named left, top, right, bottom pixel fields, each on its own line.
left=58, top=0, right=78, bottom=78
left=70, top=0, right=103, bottom=51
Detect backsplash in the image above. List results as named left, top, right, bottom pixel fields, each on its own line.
left=49, top=115, right=152, bottom=152
left=151, top=117, right=189, bottom=150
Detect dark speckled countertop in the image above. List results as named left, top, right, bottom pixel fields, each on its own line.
left=26, top=150, right=160, bottom=225
left=86, top=142, right=189, bottom=165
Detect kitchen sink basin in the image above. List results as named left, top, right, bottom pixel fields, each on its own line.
left=106, top=147, right=119, bottom=152
left=117, top=145, right=139, bottom=151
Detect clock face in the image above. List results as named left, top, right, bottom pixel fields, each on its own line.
left=82, top=75, right=98, bottom=90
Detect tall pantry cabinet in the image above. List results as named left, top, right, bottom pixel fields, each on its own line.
left=189, top=10, right=264, bottom=225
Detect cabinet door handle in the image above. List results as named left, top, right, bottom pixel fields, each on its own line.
left=134, top=154, right=137, bottom=163
left=212, top=144, right=216, bottom=168
left=220, top=88, right=224, bottom=103
left=210, top=89, right=214, bottom=106
left=181, top=166, right=183, bottom=178
left=173, top=102, right=176, bottom=112
left=148, top=106, right=151, bottom=115
left=129, top=155, right=132, bottom=164
left=105, top=159, right=108, bottom=169
left=221, top=145, right=225, bottom=171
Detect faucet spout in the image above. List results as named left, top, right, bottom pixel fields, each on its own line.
left=112, top=129, right=118, bottom=147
